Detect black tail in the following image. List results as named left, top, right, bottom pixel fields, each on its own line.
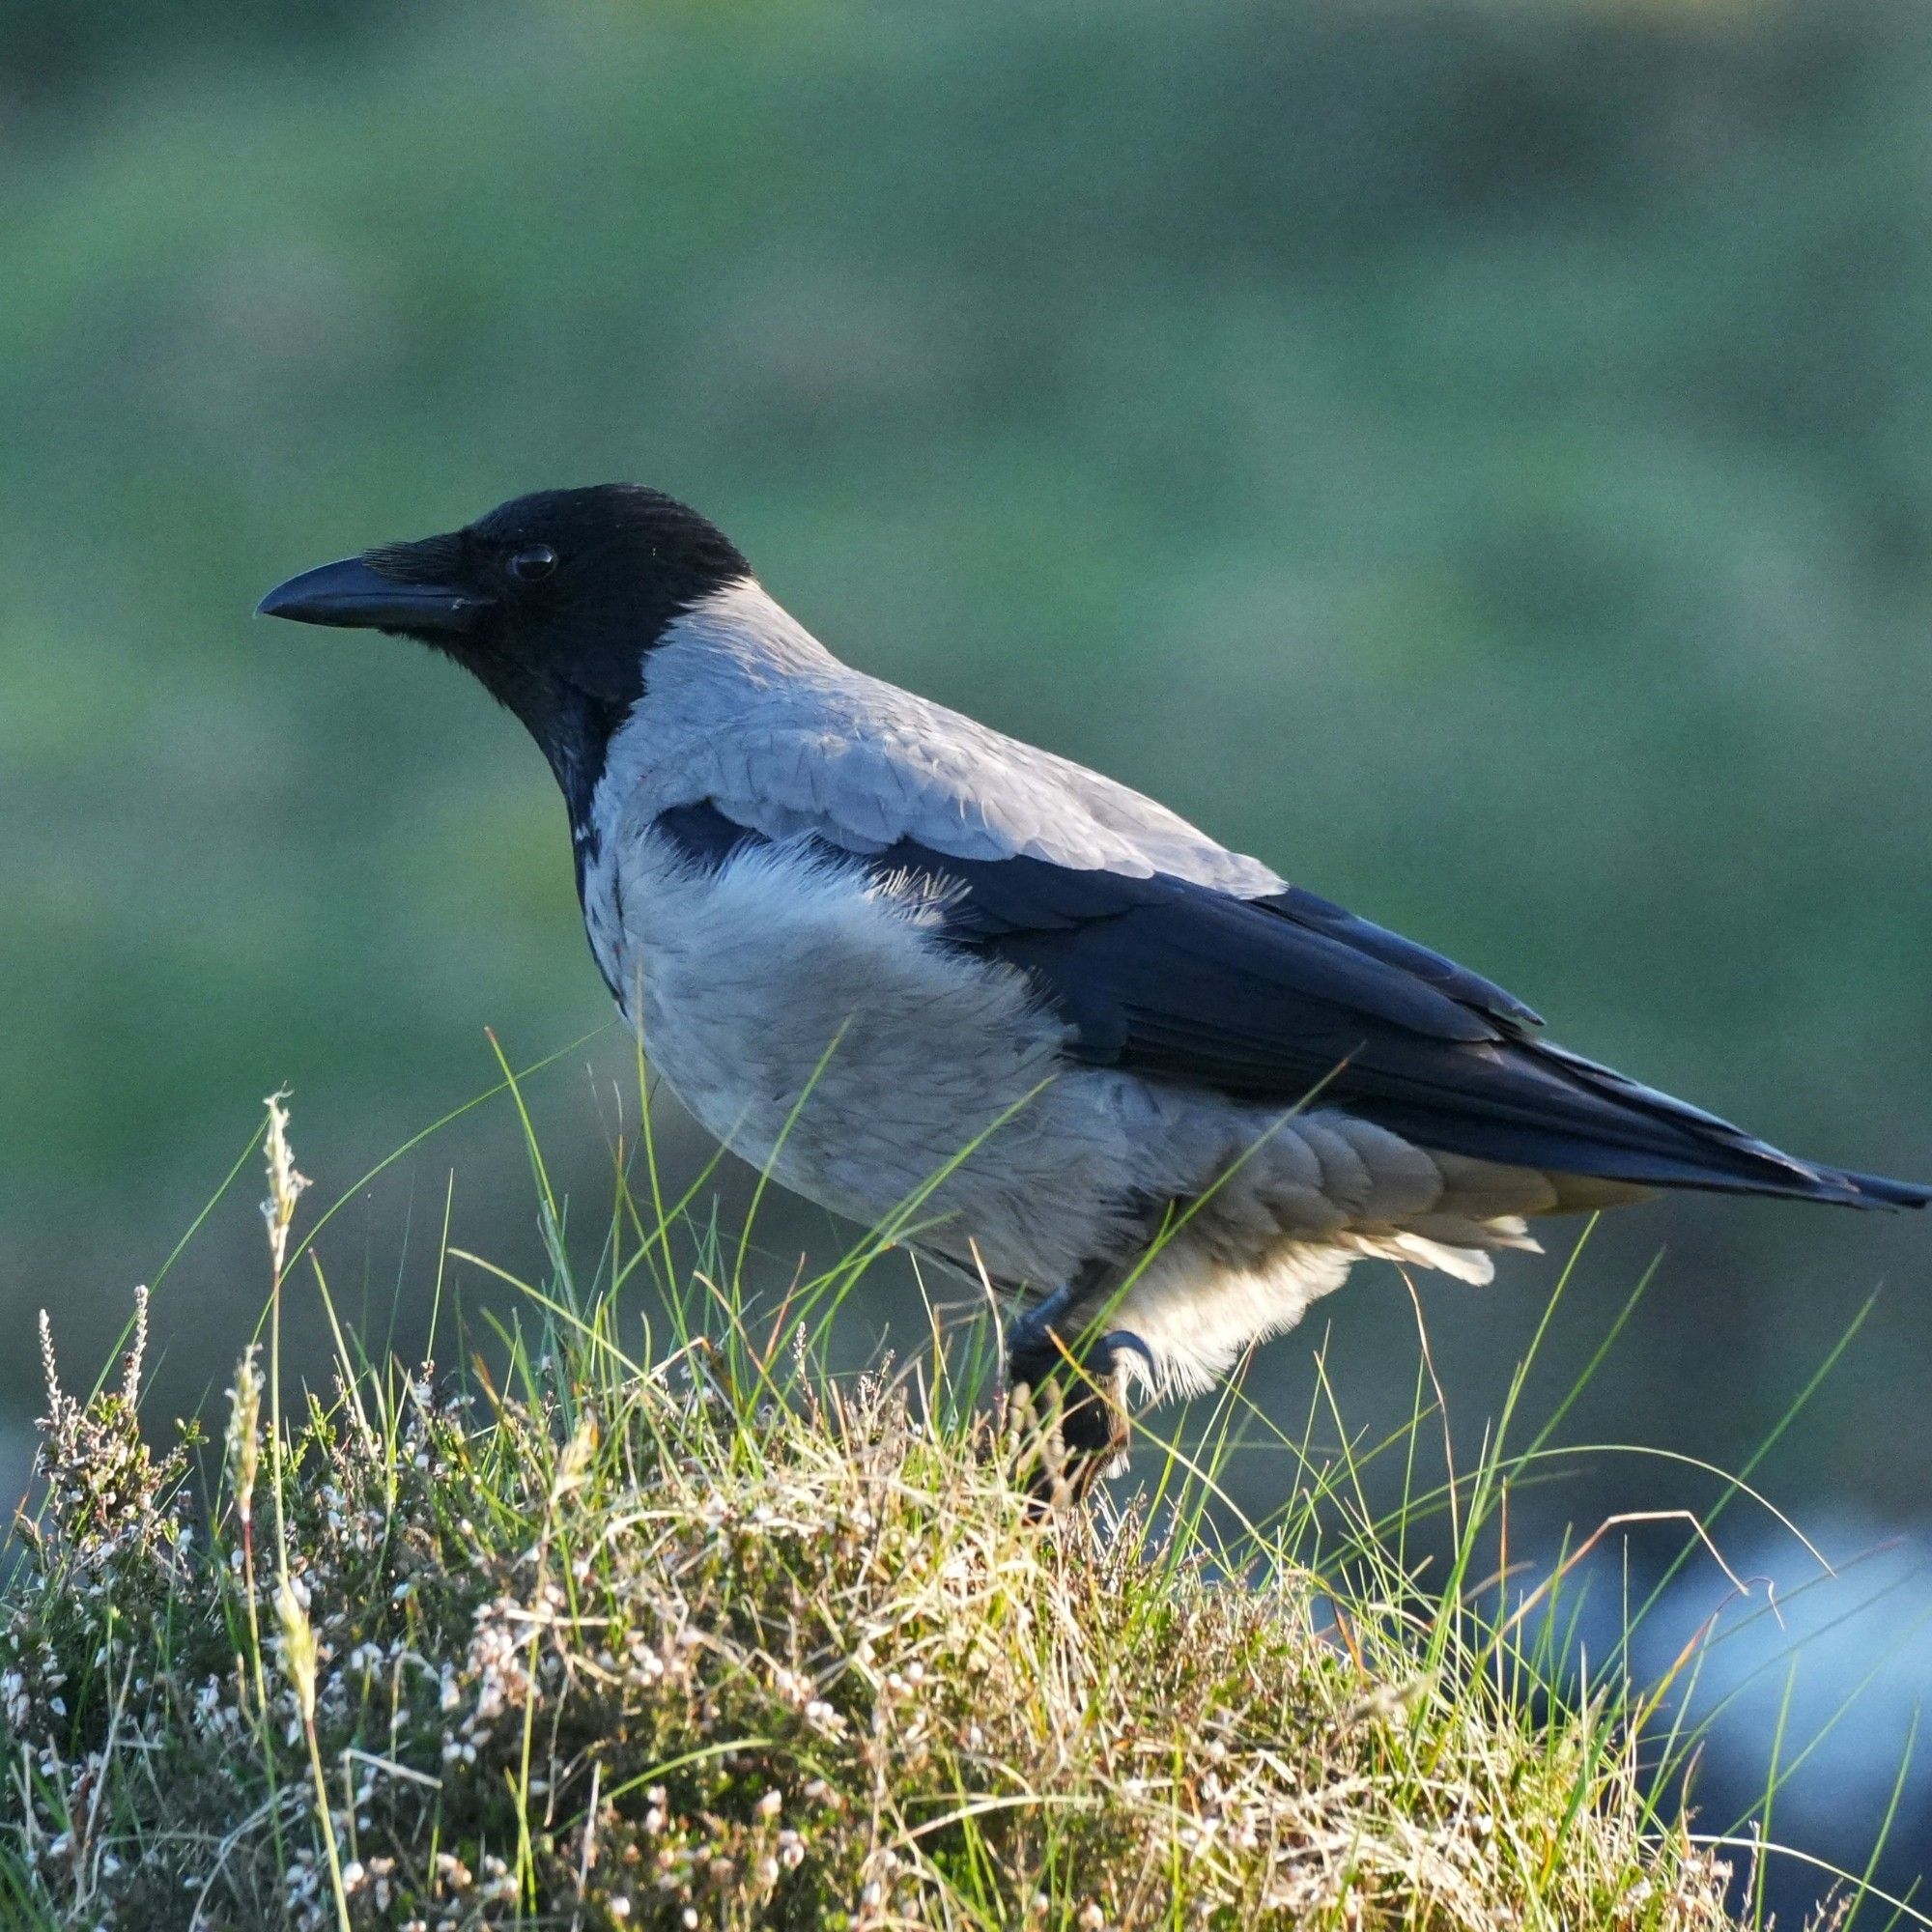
left=1782, top=1165, right=1932, bottom=1210
left=1374, top=1035, right=1932, bottom=1211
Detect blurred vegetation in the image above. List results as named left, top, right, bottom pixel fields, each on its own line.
left=2, top=0, right=1929, bottom=1663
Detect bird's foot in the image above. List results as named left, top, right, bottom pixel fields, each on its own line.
left=1003, top=1324, right=1150, bottom=1513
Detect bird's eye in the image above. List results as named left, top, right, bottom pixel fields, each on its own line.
left=506, top=545, right=557, bottom=583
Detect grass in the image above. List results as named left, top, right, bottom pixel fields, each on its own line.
left=0, top=1082, right=1913, bottom=1930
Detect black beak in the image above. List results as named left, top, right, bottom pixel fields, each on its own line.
left=255, top=554, right=492, bottom=636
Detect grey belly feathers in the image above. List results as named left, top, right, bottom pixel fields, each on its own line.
left=578, top=582, right=1612, bottom=1398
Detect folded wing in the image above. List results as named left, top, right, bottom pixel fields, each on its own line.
left=653, top=799, right=1928, bottom=1211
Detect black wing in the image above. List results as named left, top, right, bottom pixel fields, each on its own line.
left=654, top=803, right=1928, bottom=1210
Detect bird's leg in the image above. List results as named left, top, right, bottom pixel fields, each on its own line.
left=1004, top=1282, right=1074, bottom=1370
left=1004, top=1270, right=1151, bottom=1509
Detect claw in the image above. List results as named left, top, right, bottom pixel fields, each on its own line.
left=1003, top=1324, right=1147, bottom=1513
left=1098, top=1329, right=1157, bottom=1388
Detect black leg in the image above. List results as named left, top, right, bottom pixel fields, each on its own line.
left=1004, top=1275, right=1150, bottom=1509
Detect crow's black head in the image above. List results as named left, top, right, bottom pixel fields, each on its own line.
left=258, top=484, right=751, bottom=819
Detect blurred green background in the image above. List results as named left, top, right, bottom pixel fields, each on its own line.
left=3, top=0, right=1929, bottom=1908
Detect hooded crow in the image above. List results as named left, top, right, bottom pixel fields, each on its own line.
left=261, top=484, right=1929, bottom=1500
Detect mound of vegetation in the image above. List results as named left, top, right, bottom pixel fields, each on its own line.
left=0, top=1105, right=1744, bottom=1930
left=4, top=1319, right=1740, bottom=1932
